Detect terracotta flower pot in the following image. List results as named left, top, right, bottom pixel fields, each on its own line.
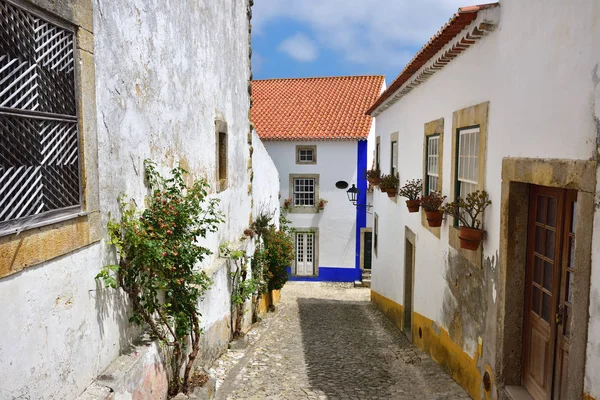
left=386, top=189, right=397, bottom=198
left=368, top=177, right=381, bottom=186
left=458, top=227, right=485, bottom=250
left=406, top=200, right=420, bottom=213
left=379, top=186, right=388, bottom=193
left=425, top=210, right=443, bottom=227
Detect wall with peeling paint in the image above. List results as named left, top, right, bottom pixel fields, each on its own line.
left=0, top=0, right=272, bottom=399
left=371, top=1, right=600, bottom=399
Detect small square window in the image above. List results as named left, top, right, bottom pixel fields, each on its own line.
left=296, top=145, right=317, bottom=164
left=293, top=177, right=315, bottom=206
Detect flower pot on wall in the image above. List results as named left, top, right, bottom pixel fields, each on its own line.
left=368, top=177, right=381, bottom=187
left=406, top=200, right=420, bottom=213
left=425, top=210, right=443, bottom=227
left=379, top=186, right=388, bottom=193
left=458, top=227, right=485, bottom=250
left=386, top=189, right=397, bottom=198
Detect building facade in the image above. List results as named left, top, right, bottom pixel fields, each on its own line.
left=367, top=2, right=600, bottom=400
left=252, top=76, right=385, bottom=282
left=0, top=0, right=279, bottom=398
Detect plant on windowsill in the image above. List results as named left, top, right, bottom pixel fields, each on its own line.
left=365, top=168, right=382, bottom=187
left=318, top=198, right=328, bottom=211
left=282, top=198, right=293, bottom=213
left=398, top=179, right=422, bottom=212
left=420, top=191, right=447, bottom=227
left=379, top=174, right=399, bottom=198
left=441, top=190, right=491, bottom=250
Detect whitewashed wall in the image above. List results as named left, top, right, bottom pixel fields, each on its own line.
left=370, top=1, right=600, bottom=397
left=264, top=141, right=359, bottom=269
left=0, top=1, right=260, bottom=399
left=252, top=131, right=281, bottom=227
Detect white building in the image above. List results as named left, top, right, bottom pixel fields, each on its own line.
left=367, top=2, right=600, bottom=400
left=252, top=76, right=385, bottom=282
left=0, top=0, right=279, bottom=398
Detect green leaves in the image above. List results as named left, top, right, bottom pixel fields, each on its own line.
left=398, top=179, right=422, bottom=200
left=96, top=159, right=224, bottom=395
left=441, top=190, right=491, bottom=229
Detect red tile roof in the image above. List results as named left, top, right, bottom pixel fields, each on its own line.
left=367, top=3, right=499, bottom=115
left=252, top=76, right=385, bottom=141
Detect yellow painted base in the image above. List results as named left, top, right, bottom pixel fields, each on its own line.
left=371, top=290, right=492, bottom=400
left=584, top=394, right=598, bottom=400
left=256, top=290, right=281, bottom=315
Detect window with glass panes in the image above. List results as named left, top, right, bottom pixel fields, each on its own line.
left=426, top=135, right=440, bottom=195
left=456, top=127, right=479, bottom=199
left=293, top=177, right=315, bottom=206
left=375, top=137, right=380, bottom=171
left=298, top=148, right=314, bottom=163
left=391, top=141, right=398, bottom=176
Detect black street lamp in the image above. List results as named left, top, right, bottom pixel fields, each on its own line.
left=346, top=184, right=360, bottom=205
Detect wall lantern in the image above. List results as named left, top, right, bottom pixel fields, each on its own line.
left=346, top=184, right=360, bottom=205
left=346, top=184, right=372, bottom=209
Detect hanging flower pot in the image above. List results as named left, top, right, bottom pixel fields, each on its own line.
left=425, top=210, right=443, bottom=227
left=365, top=168, right=382, bottom=187
left=406, top=200, right=420, bottom=213
left=458, top=227, right=485, bottom=250
left=379, top=174, right=399, bottom=199
left=386, top=188, right=397, bottom=198
left=379, top=186, right=388, bottom=193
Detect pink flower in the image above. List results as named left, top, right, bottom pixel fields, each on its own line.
left=162, top=252, right=167, bottom=257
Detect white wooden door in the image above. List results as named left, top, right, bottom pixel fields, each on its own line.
left=295, top=232, right=315, bottom=276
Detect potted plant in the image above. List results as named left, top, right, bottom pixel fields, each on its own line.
left=441, top=190, right=492, bottom=250
left=318, top=198, right=328, bottom=210
left=398, top=179, right=422, bottom=212
left=421, top=191, right=446, bottom=227
left=365, top=168, right=382, bottom=187
left=379, top=174, right=399, bottom=198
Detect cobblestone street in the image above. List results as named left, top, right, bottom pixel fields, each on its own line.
left=212, top=282, right=470, bottom=400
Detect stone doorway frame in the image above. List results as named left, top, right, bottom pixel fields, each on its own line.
left=495, top=157, right=596, bottom=400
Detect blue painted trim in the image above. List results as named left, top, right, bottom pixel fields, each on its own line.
left=286, top=267, right=361, bottom=282
left=355, top=140, right=368, bottom=272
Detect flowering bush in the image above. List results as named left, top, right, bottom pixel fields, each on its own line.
left=96, top=160, right=223, bottom=396
left=263, top=228, right=295, bottom=291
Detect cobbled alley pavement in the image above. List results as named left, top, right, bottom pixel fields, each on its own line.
left=211, top=282, right=471, bottom=400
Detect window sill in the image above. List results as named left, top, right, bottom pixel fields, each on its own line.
left=288, top=206, right=319, bottom=214
left=0, top=211, right=101, bottom=279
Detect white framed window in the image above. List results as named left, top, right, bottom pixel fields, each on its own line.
left=375, top=136, right=381, bottom=171
left=391, top=140, right=398, bottom=176
left=457, top=127, right=480, bottom=198
left=293, top=177, right=315, bottom=206
left=296, top=145, right=316, bottom=164
left=426, top=135, right=440, bottom=195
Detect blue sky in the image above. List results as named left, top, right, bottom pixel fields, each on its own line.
left=252, top=0, right=485, bottom=83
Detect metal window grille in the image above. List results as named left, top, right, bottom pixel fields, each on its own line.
left=0, top=0, right=80, bottom=231
left=426, top=135, right=439, bottom=194
left=293, top=177, right=315, bottom=206
left=298, top=148, right=313, bottom=163
left=457, top=127, right=479, bottom=198
left=391, top=141, right=398, bottom=176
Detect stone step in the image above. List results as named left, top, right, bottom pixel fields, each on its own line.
left=362, top=279, right=371, bottom=288
left=354, top=280, right=363, bottom=288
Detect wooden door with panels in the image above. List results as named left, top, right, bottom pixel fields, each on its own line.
left=522, top=186, right=576, bottom=400
left=295, top=232, right=315, bottom=276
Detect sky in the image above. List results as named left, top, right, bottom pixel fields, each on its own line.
left=252, top=0, right=486, bottom=83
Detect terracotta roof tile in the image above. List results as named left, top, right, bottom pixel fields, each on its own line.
left=252, top=75, right=385, bottom=141
left=367, top=2, right=499, bottom=115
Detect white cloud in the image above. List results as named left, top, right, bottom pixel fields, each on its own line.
left=278, top=32, right=318, bottom=62
left=253, top=0, right=486, bottom=70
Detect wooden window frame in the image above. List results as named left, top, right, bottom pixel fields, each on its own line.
left=448, top=102, right=488, bottom=267
left=390, top=132, right=398, bottom=176
left=215, top=119, right=228, bottom=192
left=421, top=118, right=444, bottom=238
left=295, top=145, right=317, bottom=165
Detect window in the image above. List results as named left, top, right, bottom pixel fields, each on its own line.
left=374, top=213, right=379, bottom=256
left=296, top=145, right=316, bottom=164
left=426, top=135, right=440, bottom=195
left=293, top=177, right=315, bottom=206
left=391, top=140, right=398, bottom=176
left=0, top=0, right=81, bottom=231
left=456, top=127, right=479, bottom=199
left=215, top=119, right=228, bottom=191
left=375, top=136, right=381, bottom=171
left=295, top=231, right=316, bottom=276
